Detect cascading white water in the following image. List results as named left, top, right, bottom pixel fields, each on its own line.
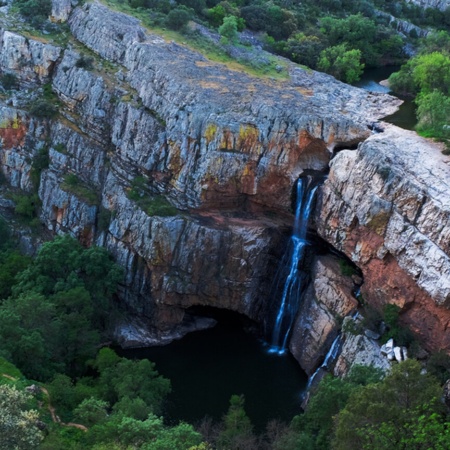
left=268, top=177, right=319, bottom=355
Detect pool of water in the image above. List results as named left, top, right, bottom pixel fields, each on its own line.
left=355, top=66, right=417, bottom=131
left=121, top=314, right=307, bottom=432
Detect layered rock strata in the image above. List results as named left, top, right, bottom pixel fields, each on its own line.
left=0, top=1, right=401, bottom=346
left=316, top=126, right=450, bottom=352
left=289, top=255, right=358, bottom=375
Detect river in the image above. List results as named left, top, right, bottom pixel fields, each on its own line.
left=354, top=66, right=417, bottom=130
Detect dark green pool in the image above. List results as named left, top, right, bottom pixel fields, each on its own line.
left=121, top=314, right=307, bottom=432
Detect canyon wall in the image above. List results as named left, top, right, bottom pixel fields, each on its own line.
left=316, top=126, right=450, bottom=352
left=0, top=2, right=449, bottom=364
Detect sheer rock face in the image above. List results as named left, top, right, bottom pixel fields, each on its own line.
left=0, top=5, right=404, bottom=345
left=0, top=30, right=60, bottom=84
left=289, top=255, right=358, bottom=375
left=316, top=126, right=450, bottom=352
left=67, top=3, right=400, bottom=212
left=51, top=0, right=75, bottom=22
left=405, top=0, right=450, bottom=11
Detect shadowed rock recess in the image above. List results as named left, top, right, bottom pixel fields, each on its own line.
left=0, top=2, right=448, bottom=367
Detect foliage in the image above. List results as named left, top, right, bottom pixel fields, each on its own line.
left=219, top=16, right=239, bottom=45
left=0, top=73, right=18, bottom=90
left=74, top=397, right=109, bottom=427
left=29, top=99, right=58, bottom=119
left=166, top=6, right=192, bottom=31
left=416, top=90, right=450, bottom=137
left=61, top=174, right=100, bottom=205
left=0, top=385, right=43, bottom=449
left=381, top=303, right=415, bottom=347
left=217, top=394, right=256, bottom=449
left=13, top=0, right=51, bottom=29
left=87, top=414, right=202, bottom=449
left=318, top=44, right=364, bottom=83
left=334, top=359, right=444, bottom=450
left=274, top=365, right=384, bottom=450
left=128, top=177, right=178, bottom=216
left=427, top=351, right=450, bottom=385
left=0, top=235, right=122, bottom=379
left=75, top=55, right=95, bottom=70
left=30, top=146, right=50, bottom=189
left=0, top=250, right=31, bottom=301
left=94, top=348, right=171, bottom=416
left=12, top=193, right=41, bottom=223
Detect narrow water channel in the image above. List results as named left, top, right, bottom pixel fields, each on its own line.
left=354, top=66, right=417, bottom=130
left=121, top=312, right=307, bottom=432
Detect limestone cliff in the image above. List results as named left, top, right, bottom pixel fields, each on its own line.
left=316, top=126, right=450, bottom=352
left=0, top=1, right=400, bottom=349
left=1, top=0, right=448, bottom=369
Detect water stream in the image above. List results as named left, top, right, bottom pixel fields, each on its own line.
left=354, top=66, right=417, bottom=130
left=268, top=176, right=319, bottom=355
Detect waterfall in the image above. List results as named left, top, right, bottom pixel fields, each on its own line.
left=320, top=333, right=342, bottom=369
left=268, top=177, right=319, bottom=355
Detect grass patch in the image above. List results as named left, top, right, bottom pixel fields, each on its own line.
left=127, top=176, right=178, bottom=216
left=0, top=357, right=23, bottom=381
left=99, top=0, right=288, bottom=80
left=61, top=174, right=99, bottom=206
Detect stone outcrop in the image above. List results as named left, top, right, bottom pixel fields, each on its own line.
left=316, top=125, right=450, bottom=352
left=65, top=3, right=400, bottom=213
left=333, top=318, right=391, bottom=377
left=289, top=255, right=358, bottom=375
left=0, top=30, right=60, bottom=85
left=51, top=0, right=75, bottom=22
left=8, top=0, right=448, bottom=364
left=405, top=0, right=450, bottom=11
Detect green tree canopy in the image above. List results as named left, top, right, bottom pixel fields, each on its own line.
left=0, top=385, right=43, bottom=449
left=318, top=44, right=364, bottom=83
left=334, top=359, right=444, bottom=450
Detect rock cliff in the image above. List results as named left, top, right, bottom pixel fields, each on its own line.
left=406, top=0, right=450, bottom=11
left=0, top=1, right=400, bottom=349
left=316, top=125, right=450, bottom=352
left=1, top=0, right=448, bottom=369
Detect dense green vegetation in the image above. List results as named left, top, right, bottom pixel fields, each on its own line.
left=0, top=221, right=204, bottom=448
left=0, top=213, right=450, bottom=449
left=389, top=31, right=450, bottom=150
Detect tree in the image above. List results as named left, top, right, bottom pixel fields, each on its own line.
left=0, top=385, right=43, bottom=449
left=412, top=52, right=450, bottom=96
left=166, top=7, right=191, bottom=31
left=273, top=365, right=385, bottom=450
left=219, top=16, right=239, bottom=45
left=217, top=395, right=255, bottom=449
left=416, top=90, right=450, bottom=136
left=74, top=398, right=109, bottom=427
left=286, top=34, right=325, bottom=69
left=87, top=414, right=202, bottom=449
left=333, top=360, right=444, bottom=450
left=318, top=44, right=364, bottom=83
left=94, top=348, right=171, bottom=416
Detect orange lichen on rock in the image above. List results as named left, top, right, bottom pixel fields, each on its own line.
left=237, top=125, right=261, bottom=154
left=0, top=115, right=28, bottom=149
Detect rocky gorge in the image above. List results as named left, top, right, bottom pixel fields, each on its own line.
left=0, top=0, right=449, bottom=380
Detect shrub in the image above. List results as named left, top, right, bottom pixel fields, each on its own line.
left=166, top=7, right=191, bottom=31
left=29, top=99, right=58, bottom=119
left=75, top=55, right=95, bottom=70
left=0, top=73, right=18, bottom=90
